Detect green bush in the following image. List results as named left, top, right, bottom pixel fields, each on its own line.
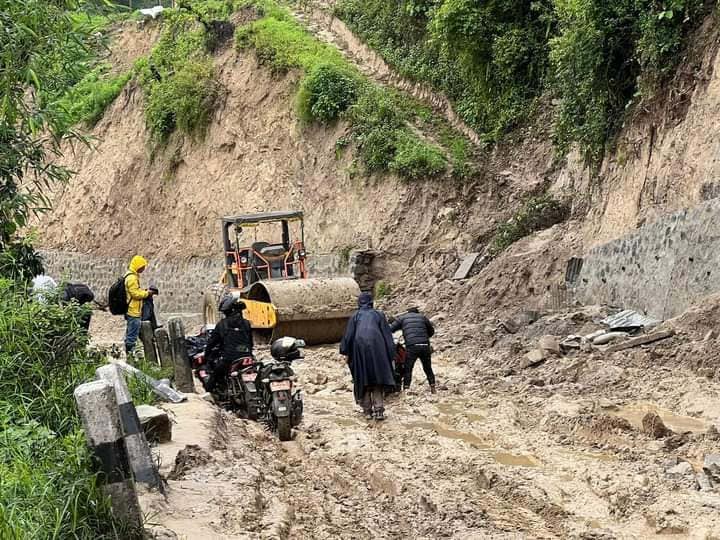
left=0, top=280, right=134, bottom=538
left=135, top=7, right=230, bottom=141
left=145, top=58, right=219, bottom=141
left=390, top=133, right=447, bottom=180
left=297, top=63, right=361, bottom=122
left=336, top=0, right=553, bottom=141
left=490, top=194, right=569, bottom=255
left=54, top=64, right=131, bottom=134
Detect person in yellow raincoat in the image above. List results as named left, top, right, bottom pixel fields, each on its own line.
left=124, top=255, right=155, bottom=355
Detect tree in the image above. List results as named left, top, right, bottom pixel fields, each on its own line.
left=0, top=0, right=104, bottom=281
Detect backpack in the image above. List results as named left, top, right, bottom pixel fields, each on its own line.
left=108, top=273, right=131, bottom=315
left=62, top=283, right=95, bottom=305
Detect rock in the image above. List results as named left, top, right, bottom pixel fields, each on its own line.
left=642, top=412, right=673, bottom=439
left=592, top=332, right=628, bottom=345
left=664, top=432, right=689, bottom=450
left=521, top=349, right=547, bottom=369
left=704, top=329, right=718, bottom=341
left=696, top=471, right=714, bottom=491
left=538, top=335, right=562, bottom=356
left=529, top=378, right=545, bottom=387
left=136, top=404, right=172, bottom=443
left=698, top=367, right=717, bottom=378
left=703, top=454, right=720, bottom=484
left=168, top=444, right=211, bottom=480
left=309, top=373, right=328, bottom=386
left=667, top=461, right=693, bottom=476
left=706, top=425, right=720, bottom=441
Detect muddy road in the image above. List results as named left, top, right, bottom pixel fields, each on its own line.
left=128, top=307, right=720, bottom=540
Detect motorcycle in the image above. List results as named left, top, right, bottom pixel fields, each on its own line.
left=187, top=330, right=304, bottom=441
left=255, top=337, right=305, bottom=441
left=391, top=336, right=407, bottom=393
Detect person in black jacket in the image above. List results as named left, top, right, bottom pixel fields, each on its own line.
left=202, top=294, right=254, bottom=391
left=390, top=307, right=436, bottom=393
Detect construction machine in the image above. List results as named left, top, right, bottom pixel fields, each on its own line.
left=203, top=211, right=360, bottom=345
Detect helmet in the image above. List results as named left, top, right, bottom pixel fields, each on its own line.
left=218, top=293, right=246, bottom=316
left=270, top=336, right=306, bottom=362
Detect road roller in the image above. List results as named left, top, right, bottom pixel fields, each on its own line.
left=202, top=211, right=361, bottom=345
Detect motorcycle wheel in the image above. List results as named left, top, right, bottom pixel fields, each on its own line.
left=277, top=416, right=292, bottom=441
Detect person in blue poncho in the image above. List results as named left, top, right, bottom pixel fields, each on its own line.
left=340, top=292, right=396, bottom=421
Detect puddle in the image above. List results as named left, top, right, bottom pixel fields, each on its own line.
left=493, top=452, right=540, bottom=467
left=405, top=421, right=539, bottom=467
left=559, top=449, right=616, bottom=463
left=611, top=401, right=708, bottom=433
left=437, top=401, right=486, bottom=424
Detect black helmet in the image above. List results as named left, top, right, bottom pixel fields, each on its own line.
left=218, top=294, right=246, bottom=316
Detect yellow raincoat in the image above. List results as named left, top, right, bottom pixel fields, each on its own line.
left=124, top=255, right=150, bottom=318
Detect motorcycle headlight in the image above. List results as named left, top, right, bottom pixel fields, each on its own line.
left=298, top=250, right=306, bottom=258
left=240, top=256, right=248, bottom=264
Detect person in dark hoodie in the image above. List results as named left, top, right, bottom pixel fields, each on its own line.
left=390, top=307, right=436, bottom=393
left=340, top=292, right=396, bottom=421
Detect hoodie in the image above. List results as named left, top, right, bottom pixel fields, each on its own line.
left=124, top=255, right=150, bottom=318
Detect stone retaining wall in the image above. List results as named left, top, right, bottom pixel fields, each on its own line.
left=571, top=199, right=720, bottom=319
left=40, top=250, right=352, bottom=314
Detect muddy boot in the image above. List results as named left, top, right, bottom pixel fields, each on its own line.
left=430, top=384, right=437, bottom=394
left=373, top=407, right=385, bottom=421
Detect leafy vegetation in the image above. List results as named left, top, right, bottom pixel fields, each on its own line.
left=135, top=5, right=223, bottom=142
left=0, top=280, right=135, bottom=538
left=237, top=0, right=449, bottom=180
left=53, top=65, right=132, bottom=134
left=490, top=194, right=569, bottom=255
left=127, top=355, right=174, bottom=406
left=374, top=280, right=392, bottom=299
left=0, top=0, right=105, bottom=280
left=335, top=0, right=711, bottom=165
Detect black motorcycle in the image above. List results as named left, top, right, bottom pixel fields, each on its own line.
left=255, top=337, right=305, bottom=441
left=188, top=332, right=304, bottom=440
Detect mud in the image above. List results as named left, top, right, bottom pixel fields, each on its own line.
left=111, top=299, right=720, bottom=539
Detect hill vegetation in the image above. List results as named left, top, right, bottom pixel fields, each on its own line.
left=335, top=0, right=712, bottom=164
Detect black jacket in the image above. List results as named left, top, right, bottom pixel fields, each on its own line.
left=390, top=312, right=435, bottom=347
left=205, top=314, right=254, bottom=364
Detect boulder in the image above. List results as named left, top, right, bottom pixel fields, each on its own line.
left=642, top=412, right=672, bottom=439
left=521, top=349, right=547, bottom=369
left=703, top=454, right=720, bottom=484
left=666, top=461, right=693, bottom=477
left=538, top=335, right=562, bottom=356
left=136, top=404, right=172, bottom=443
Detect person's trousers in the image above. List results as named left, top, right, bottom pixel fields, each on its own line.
left=362, top=386, right=385, bottom=413
left=124, top=315, right=142, bottom=354
left=403, top=345, right=435, bottom=388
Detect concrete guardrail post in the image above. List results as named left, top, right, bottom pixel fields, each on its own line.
left=74, top=380, right=143, bottom=531
left=168, top=317, right=194, bottom=393
left=96, top=364, right=163, bottom=492
left=154, top=326, right=173, bottom=370
left=139, top=322, right=159, bottom=366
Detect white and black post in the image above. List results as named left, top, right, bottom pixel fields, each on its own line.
left=74, top=380, right=143, bottom=530
left=96, top=364, right=163, bottom=492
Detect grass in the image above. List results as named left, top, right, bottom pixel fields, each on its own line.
left=127, top=355, right=174, bottom=406
left=0, top=280, right=137, bottom=538
left=134, top=6, right=223, bottom=142
left=53, top=64, right=131, bottom=134
left=235, top=0, right=451, bottom=181
left=490, top=194, right=569, bottom=255
left=374, top=280, right=391, bottom=299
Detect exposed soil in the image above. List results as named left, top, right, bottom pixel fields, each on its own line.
left=83, top=310, right=720, bottom=539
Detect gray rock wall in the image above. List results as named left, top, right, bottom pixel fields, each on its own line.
left=40, top=250, right=351, bottom=314
left=572, top=199, right=720, bottom=319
